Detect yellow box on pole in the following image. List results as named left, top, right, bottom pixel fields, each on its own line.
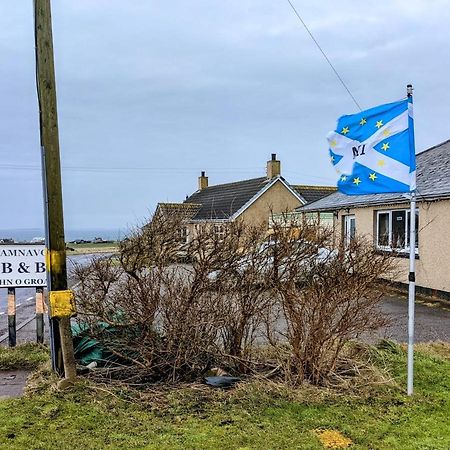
left=49, top=290, right=76, bottom=318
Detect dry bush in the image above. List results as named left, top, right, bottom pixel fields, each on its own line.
left=74, top=211, right=395, bottom=386
left=211, top=224, right=274, bottom=363
left=74, top=213, right=272, bottom=381
left=270, top=218, right=398, bottom=385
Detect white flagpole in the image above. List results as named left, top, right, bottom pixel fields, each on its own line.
left=406, top=84, right=416, bottom=396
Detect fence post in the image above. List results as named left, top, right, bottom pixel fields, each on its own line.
left=36, top=287, right=45, bottom=343
left=7, top=287, right=16, bottom=347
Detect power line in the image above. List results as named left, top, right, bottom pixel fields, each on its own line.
left=0, top=164, right=333, bottom=183
left=0, top=163, right=261, bottom=173
left=284, top=0, right=362, bottom=111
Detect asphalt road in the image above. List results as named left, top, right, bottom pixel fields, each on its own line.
left=376, top=293, right=450, bottom=342
left=0, top=255, right=90, bottom=344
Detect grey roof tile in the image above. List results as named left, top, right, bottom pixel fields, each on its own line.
left=292, top=185, right=337, bottom=203
left=184, top=177, right=271, bottom=220
left=156, top=202, right=201, bottom=219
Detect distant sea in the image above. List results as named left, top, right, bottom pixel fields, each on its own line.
left=0, top=227, right=127, bottom=243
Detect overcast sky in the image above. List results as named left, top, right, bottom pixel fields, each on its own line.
left=1, top=0, right=450, bottom=231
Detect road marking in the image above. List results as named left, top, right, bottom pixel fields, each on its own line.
left=0, top=296, right=35, bottom=315
left=0, top=315, right=36, bottom=344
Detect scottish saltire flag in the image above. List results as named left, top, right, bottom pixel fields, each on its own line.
left=328, top=98, right=416, bottom=195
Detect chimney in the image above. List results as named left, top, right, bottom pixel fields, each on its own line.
left=198, top=171, right=208, bottom=190
left=266, top=153, right=281, bottom=179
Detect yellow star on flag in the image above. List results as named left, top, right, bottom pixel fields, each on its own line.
left=330, top=139, right=337, bottom=148
left=330, top=155, right=335, bottom=162
left=340, top=175, right=347, bottom=182
left=377, top=159, right=385, bottom=167
left=353, top=177, right=361, bottom=186
left=375, top=120, right=383, bottom=129
left=341, top=127, right=349, bottom=135
left=381, top=142, right=390, bottom=151
left=369, top=173, right=377, bottom=181
left=359, top=118, right=367, bottom=126
left=382, top=128, right=390, bottom=137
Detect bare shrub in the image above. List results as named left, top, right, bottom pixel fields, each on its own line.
left=74, top=210, right=395, bottom=386
left=212, top=224, right=273, bottom=364
left=270, top=221, right=398, bottom=385
left=74, top=213, right=268, bottom=381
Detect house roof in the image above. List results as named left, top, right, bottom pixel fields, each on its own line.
left=299, top=138, right=450, bottom=212
left=184, top=176, right=303, bottom=221
left=156, top=202, right=201, bottom=219
left=292, top=185, right=337, bottom=203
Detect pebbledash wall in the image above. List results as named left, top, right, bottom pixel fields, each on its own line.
left=334, top=198, right=450, bottom=295
left=238, top=180, right=302, bottom=227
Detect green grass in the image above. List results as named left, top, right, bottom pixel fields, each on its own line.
left=0, top=344, right=49, bottom=371
left=66, top=242, right=119, bottom=254
left=0, top=343, right=449, bottom=449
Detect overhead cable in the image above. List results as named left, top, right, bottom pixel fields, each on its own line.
left=285, top=0, right=362, bottom=111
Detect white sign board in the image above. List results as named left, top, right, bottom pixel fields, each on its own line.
left=0, top=245, right=47, bottom=288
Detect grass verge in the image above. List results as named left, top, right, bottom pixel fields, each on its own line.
left=0, top=344, right=49, bottom=371
left=0, top=342, right=449, bottom=449
left=66, top=242, right=119, bottom=255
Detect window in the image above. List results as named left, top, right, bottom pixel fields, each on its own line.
left=376, top=209, right=419, bottom=253
left=319, top=212, right=334, bottom=227
left=177, top=226, right=188, bottom=244
left=214, top=224, right=225, bottom=241
left=343, top=215, right=356, bottom=246
left=303, top=212, right=334, bottom=227
left=304, top=212, right=317, bottom=224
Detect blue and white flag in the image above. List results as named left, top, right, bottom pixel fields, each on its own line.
left=328, top=98, right=416, bottom=195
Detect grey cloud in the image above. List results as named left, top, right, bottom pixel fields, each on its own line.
left=1, top=0, right=449, bottom=231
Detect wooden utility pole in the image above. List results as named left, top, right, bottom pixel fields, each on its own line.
left=34, top=0, right=77, bottom=381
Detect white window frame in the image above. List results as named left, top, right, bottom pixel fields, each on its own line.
left=343, top=214, right=356, bottom=246
left=376, top=208, right=419, bottom=254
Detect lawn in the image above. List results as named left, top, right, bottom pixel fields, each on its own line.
left=66, top=241, right=119, bottom=255
left=0, top=342, right=449, bottom=449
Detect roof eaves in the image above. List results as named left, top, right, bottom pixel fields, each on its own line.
left=293, top=184, right=337, bottom=192
left=187, top=217, right=231, bottom=224
left=299, top=192, right=450, bottom=213
left=158, top=202, right=202, bottom=209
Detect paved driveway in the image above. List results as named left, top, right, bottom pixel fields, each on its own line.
left=375, top=294, right=450, bottom=343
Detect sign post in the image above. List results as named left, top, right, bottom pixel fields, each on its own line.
left=36, top=287, right=45, bottom=343
left=7, top=288, right=16, bottom=347
left=0, top=244, right=47, bottom=346
left=406, top=84, right=416, bottom=396
left=0, top=245, right=47, bottom=288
